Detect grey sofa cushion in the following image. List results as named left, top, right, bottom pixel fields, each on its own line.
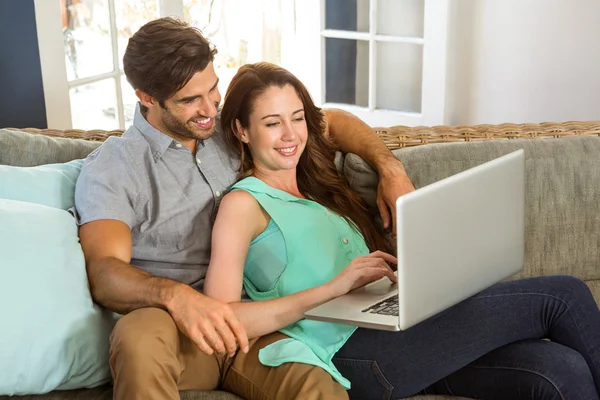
left=344, top=136, right=600, bottom=281
left=0, top=129, right=102, bottom=167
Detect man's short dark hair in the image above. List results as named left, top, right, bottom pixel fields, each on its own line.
left=123, top=17, right=217, bottom=109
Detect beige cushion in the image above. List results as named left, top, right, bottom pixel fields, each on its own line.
left=343, top=136, right=600, bottom=281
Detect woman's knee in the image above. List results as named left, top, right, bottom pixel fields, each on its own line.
left=543, top=274, right=588, bottom=291
left=451, top=340, right=597, bottom=400
left=531, top=349, right=595, bottom=400
left=533, top=275, right=593, bottom=301
left=511, top=341, right=596, bottom=400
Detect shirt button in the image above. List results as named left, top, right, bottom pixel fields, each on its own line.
left=196, top=158, right=202, bottom=165
left=216, top=191, right=221, bottom=198
left=342, top=238, right=349, bottom=244
left=175, top=143, right=182, bottom=148
left=326, top=211, right=332, bottom=216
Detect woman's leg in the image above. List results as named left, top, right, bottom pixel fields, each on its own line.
left=423, top=339, right=598, bottom=400
left=332, top=275, right=600, bottom=399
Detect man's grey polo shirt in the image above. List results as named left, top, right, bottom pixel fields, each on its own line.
left=74, top=106, right=239, bottom=291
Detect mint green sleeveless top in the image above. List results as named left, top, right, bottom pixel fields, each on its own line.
left=231, top=177, right=371, bottom=389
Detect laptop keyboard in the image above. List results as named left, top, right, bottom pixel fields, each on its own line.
left=362, top=295, right=399, bottom=316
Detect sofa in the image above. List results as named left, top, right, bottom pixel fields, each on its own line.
left=0, top=120, right=598, bottom=400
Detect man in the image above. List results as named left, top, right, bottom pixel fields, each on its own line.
left=75, top=17, right=414, bottom=400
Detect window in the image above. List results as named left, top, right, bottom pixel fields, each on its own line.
left=292, top=0, right=450, bottom=126
left=34, top=0, right=448, bottom=129
left=182, top=0, right=291, bottom=98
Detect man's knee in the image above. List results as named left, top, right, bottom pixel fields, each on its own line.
left=224, top=332, right=348, bottom=400
left=110, top=307, right=179, bottom=364
left=282, top=362, right=349, bottom=400
left=109, top=308, right=184, bottom=399
left=225, top=361, right=348, bottom=400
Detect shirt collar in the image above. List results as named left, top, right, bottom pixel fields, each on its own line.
left=233, top=177, right=306, bottom=203
left=133, top=103, right=177, bottom=161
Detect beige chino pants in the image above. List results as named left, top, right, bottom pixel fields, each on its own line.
left=109, top=307, right=349, bottom=400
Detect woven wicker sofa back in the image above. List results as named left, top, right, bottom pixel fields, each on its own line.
left=11, top=121, right=600, bottom=149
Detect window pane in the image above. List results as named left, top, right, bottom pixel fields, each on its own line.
left=70, top=79, right=118, bottom=130
left=121, top=74, right=137, bottom=128
left=377, top=0, right=424, bottom=38
left=62, top=0, right=114, bottom=81
left=325, top=38, right=369, bottom=107
left=184, top=0, right=214, bottom=30
left=325, top=0, right=369, bottom=32
left=115, top=0, right=158, bottom=70
left=376, top=42, right=422, bottom=112
left=183, top=0, right=283, bottom=97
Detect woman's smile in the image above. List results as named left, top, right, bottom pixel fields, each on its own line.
left=275, top=145, right=298, bottom=157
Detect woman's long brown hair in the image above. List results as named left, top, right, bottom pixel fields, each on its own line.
left=221, top=62, right=390, bottom=253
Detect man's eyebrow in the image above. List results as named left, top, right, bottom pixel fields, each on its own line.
left=177, top=95, right=200, bottom=103
left=177, top=78, right=220, bottom=103
left=211, top=78, right=220, bottom=92
left=261, top=108, right=304, bottom=120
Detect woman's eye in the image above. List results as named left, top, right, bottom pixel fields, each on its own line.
left=294, top=117, right=305, bottom=122
left=266, top=122, right=279, bottom=127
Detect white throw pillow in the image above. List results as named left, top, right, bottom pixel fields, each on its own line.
left=0, top=199, right=114, bottom=395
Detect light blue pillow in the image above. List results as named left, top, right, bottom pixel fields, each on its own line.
left=0, top=199, right=114, bottom=395
left=0, top=159, right=84, bottom=210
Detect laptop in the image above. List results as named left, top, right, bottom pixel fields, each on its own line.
left=304, top=150, right=525, bottom=331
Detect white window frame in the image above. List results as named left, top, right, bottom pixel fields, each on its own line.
left=291, top=0, right=450, bottom=127
left=34, top=0, right=72, bottom=129
left=34, top=0, right=448, bottom=129
left=34, top=0, right=187, bottom=130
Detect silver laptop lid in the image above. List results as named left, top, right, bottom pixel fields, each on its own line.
left=396, top=150, right=525, bottom=330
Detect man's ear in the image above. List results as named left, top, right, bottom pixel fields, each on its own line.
left=135, top=89, right=157, bottom=110
left=235, top=120, right=250, bottom=143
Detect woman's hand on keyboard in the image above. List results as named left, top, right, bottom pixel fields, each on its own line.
left=328, top=251, right=398, bottom=297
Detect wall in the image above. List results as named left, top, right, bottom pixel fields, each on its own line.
left=0, top=0, right=47, bottom=128
left=446, top=0, right=600, bottom=125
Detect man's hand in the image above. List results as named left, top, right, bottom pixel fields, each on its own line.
left=376, top=158, right=415, bottom=235
left=166, top=284, right=249, bottom=357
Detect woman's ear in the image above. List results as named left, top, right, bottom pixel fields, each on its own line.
left=235, top=119, right=250, bottom=143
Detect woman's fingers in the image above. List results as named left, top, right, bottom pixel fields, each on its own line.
left=349, top=260, right=396, bottom=288
left=365, top=250, right=398, bottom=264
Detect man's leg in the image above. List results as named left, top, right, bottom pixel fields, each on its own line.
left=222, top=332, right=349, bottom=400
left=109, top=307, right=223, bottom=400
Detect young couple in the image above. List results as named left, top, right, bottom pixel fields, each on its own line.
left=75, top=17, right=600, bottom=400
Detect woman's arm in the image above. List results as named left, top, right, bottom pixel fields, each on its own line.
left=204, top=190, right=266, bottom=302
left=204, top=191, right=342, bottom=338
left=205, top=190, right=397, bottom=339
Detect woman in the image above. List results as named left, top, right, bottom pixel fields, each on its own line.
left=204, top=62, right=600, bottom=399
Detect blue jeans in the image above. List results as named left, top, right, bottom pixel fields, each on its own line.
left=332, top=275, right=600, bottom=400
